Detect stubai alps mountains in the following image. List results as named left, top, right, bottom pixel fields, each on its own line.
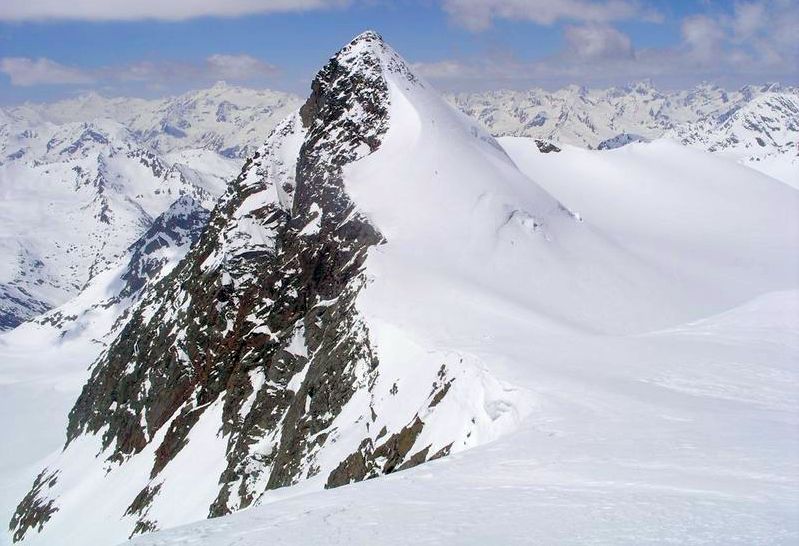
left=0, top=31, right=797, bottom=546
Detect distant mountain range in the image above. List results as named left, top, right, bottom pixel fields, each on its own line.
left=0, top=116, right=238, bottom=329
left=2, top=33, right=798, bottom=546
left=1, top=82, right=300, bottom=160
left=3, top=79, right=796, bottom=161
left=2, top=79, right=796, bottom=330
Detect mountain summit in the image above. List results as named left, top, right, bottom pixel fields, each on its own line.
left=7, top=29, right=799, bottom=546
left=9, top=30, right=531, bottom=544
left=12, top=29, right=799, bottom=546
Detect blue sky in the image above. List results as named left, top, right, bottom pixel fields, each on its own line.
left=0, top=0, right=797, bottom=104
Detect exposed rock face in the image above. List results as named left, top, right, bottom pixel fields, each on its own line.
left=119, top=195, right=211, bottom=298
left=0, top=117, right=233, bottom=332
left=0, top=284, right=51, bottom=331
left=11, top=31, right=470, bottom=542
left=597, top=133, right=648, bottom=150
left=8, top=471, right=59, bottom=543
left=32, top=195, right=210, bottom=336
left=9, top=31, right=533, bottom=546
left=534, top=139, right=561, bottom=153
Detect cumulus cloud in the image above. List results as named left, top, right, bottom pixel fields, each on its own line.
left=564, top=24, right=634, bottom=60
left=0, top=57, right=95, bottom=86
left=0, top=54, right=280, bottom=87
left=0, top=0, right=349, bottom=21
left=680, top=0, right=798, bottom=68
left=681, top=15, right=725, bottom=64
left=732, top=1, right=767, bottom=40
left=441, top=0, right=660, bottom=31
left=205, top=54, right=278, bottom=80
left=411, top=60, right=483, bottom=80
left=418, top=0, right=798, bottom=90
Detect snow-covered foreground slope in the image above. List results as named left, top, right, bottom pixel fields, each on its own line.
left=3, top=32, right=798, bottom=546
left=124, top=132, right=799, bottom=546
left=127, top=289, right=799, bottom=545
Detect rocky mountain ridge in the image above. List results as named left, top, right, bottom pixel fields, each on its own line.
left=0, top=116, right=238, bottom=330
left=4, top=80, right=795, bottom=164
left=4, top=31, right=799, bottom=546
left=674, top=91, right=799, bottom=175
left=10, top=31, right=525, bottom=544
left=1, top=82, right=300, bottom=160
left=448, top=81, right=798, bottom=153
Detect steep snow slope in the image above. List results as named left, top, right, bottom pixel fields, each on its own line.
left=0, top=118, right=236, bottom=329
left=9, top=32, right=530, bottom=545
left=5, top=33, right=799, bottom=546
left=127, top=289, right=799, bottom=545
left=126, top=122, right=799, bottom=546
left=500, top=137, right=799, bottom=306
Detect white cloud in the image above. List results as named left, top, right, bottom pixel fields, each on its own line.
left=680, top=1, right=798, bottom=68
left=732, top=2, right=767, bottom=40
left=0, top=57, right=95, bottom=86
left=681, top=15, right=725, bottom=64
left=0, top=54, right=280, bottom=87
left=441, top=0, right=660, bottom=31
left=564, top=24, right=633, bottom=60
left=419, top=0, right=799, bottom=90
left=206, top=54, right=278, bottom=80
left=411, top=60, right=481, bottom=80
left=0, top=0, right=349, bottom=21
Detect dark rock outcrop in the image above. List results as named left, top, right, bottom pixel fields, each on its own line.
left=11, top=31, right=465, bottom=542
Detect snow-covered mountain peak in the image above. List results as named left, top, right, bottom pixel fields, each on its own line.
left=313, top=29, right=420, bottom=96
left=675, top=90, right=799, bottom=163
left=5, top=30, right=799, bottom=546
left=0, top=110, right=237, bottom=331
left=349, top=29, right=384, bottom=44
left=7, top=32, right=538, bottom=544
